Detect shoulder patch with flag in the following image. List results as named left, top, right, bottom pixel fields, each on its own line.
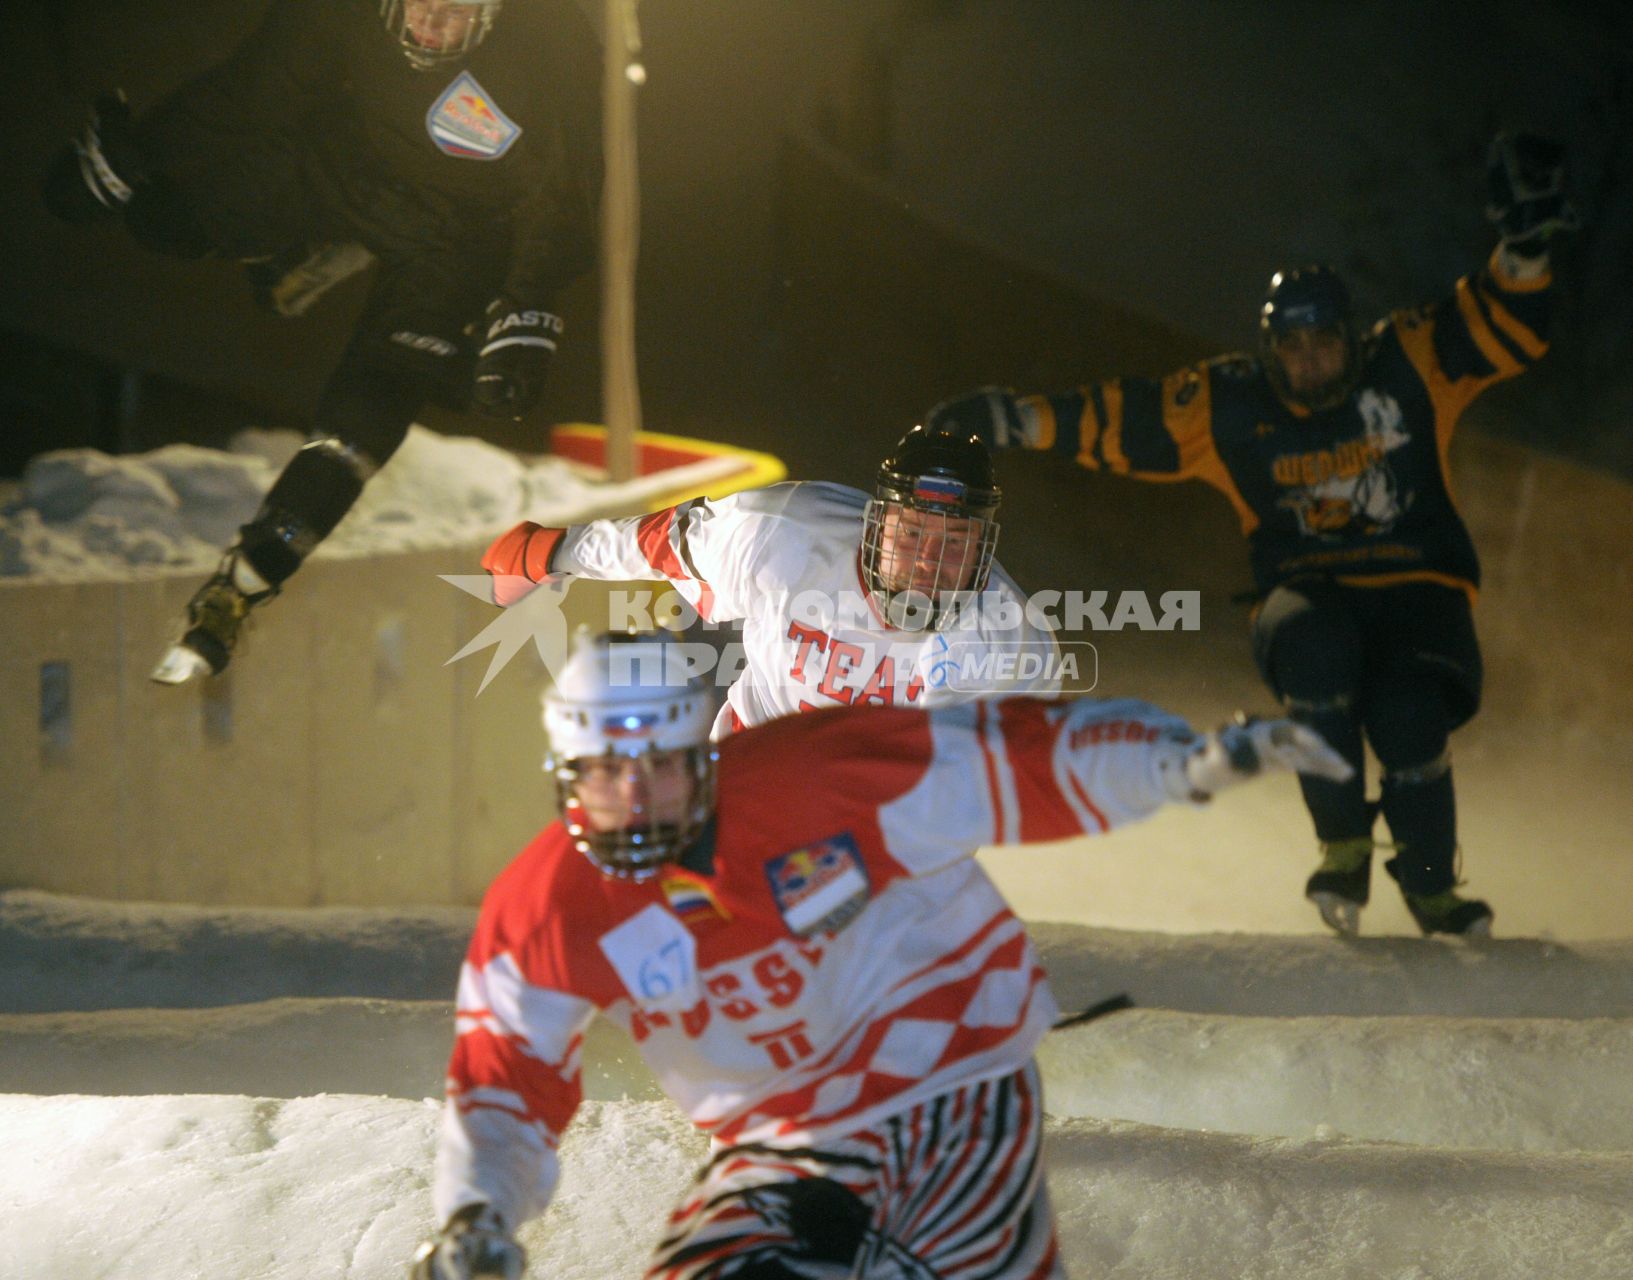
left=661, top=872, right=730, bottom=926
left=426, top=70, right=521, bottom=160
left=766, top=833, right=870, bottom=938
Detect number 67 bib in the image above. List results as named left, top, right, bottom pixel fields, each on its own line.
left=598, top=903, right=700, bottom=1012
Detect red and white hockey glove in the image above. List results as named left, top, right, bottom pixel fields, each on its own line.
left=1162, top=715, right=1353, bottom=803
left=481, top=521, right=565, bottom=607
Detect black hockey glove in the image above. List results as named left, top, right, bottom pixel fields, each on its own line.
left=409, top=1204, right=526, bottom=1280
left=1485, top=132, right=1579, bottom=256
left=43, top=91, right=147, bottom=225
left=472, top=297, right=562, bottom=418
left=926, top=386, right=1029, bottom=450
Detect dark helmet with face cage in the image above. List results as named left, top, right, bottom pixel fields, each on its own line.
left=861, top=407, right=1002, bottom=631
left=379, top=0, right=501, bottom=71
left=1258, top=263, right=1362, bottom=411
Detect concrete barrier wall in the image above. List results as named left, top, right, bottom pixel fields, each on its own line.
left=1, top=554, right=635, bottom=907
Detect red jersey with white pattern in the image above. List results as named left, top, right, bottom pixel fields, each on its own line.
left=434, top=694, right=1194, bottom=1229
left=551, top=481, right=1059, bottom=732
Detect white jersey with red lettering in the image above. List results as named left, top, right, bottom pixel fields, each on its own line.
left=550, top=481, right=1060, bottom=732
left=433, top=695, right=1195, bottom=1231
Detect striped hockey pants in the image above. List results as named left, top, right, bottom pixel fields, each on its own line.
left=646, top=1062, right=1062, bottom=1280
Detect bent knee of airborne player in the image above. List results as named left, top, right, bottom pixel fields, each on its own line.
left=233, top=254, right=495, bottom=586
left=150, top=255, right=490, bottom=683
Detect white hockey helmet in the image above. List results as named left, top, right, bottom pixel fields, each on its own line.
left=542, top=632, right=717, bottom=879
left=379, top=0, right=502, bottom=71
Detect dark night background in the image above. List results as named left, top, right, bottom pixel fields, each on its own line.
left=3, top=0, right=1631, bottom=641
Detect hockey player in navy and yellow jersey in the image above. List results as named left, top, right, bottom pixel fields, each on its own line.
left=949, top=133, right=1579, bottom=938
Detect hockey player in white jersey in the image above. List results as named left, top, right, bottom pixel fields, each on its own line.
left=481, top=404, right=1060, bottom=734
left=410, top=630, right=1350, bottom=1279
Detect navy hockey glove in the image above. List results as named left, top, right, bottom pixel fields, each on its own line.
left=472, top=297, right=562, bottom=418
left=409, top=1204, right=526, bottom=1280
left=1486, top=132, right=1579, bottom=255
left=927, top=386, right=1030, bottom=450
left=43, top=91, right=147, bottom=224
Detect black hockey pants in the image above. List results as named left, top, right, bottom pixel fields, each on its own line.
left=1252, top=578, right=1482, bottom=896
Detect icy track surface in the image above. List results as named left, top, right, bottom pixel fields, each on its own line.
left=5, top=891, right=1633, bottom=1278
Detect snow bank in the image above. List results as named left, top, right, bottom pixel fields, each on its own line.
left=0, top=891, right=472, bottom=1013
left=11, top=891, right=1633, bottom=1020
left=1029, top=922, right=1633, bottom=1020
left=1039, top=1011, right=1633, bottom=1153
left=0, top=427, right=609, bottom=582
left=1045, top=1116, right=1633, bottom=1280
left=8, top=995, right=1632, bottom=1154
left=0, top=998, right=659, bottom=1106
left=4, top=1094, right=1630, bottom=1280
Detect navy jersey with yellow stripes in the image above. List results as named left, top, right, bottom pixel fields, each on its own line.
left=1011, top=247, right=1551, bottom=597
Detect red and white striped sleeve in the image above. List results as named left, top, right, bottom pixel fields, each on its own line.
left=433, top=947, right=596, bottom=1229
left=876, top=696, right=1195, bottom=871
left=550, top=487, right=798, bottom=622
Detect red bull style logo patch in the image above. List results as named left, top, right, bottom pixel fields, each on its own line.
left=766, top=833, right=870, bottom=938
left=426, top=71, right=521, bottom=159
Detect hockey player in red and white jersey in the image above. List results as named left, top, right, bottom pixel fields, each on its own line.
left=410, top=631, right=1350, bottom=1279
left=481, top=402, right=1060, bottom=735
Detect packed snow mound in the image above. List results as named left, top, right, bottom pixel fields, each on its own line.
left=0, top=997, right=660, bottom=1107
left=0, top=890, right=473, bottom=1012
left=9, top=890, right=1633, bottom=1020
left=3, top=1094, right=1631, bottom=1280
left=7, top=995, right=1633, bottom=1154
left=0, top=426, right=609, bottom=582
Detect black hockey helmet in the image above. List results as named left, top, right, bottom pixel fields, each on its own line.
left=1258, top=264, right=1361, bottom=411
left=861, top=410, right=1002, bottom=631
left=380, top=0, right=501, bottom=71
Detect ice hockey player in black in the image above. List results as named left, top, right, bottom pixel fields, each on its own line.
left=946, top=133, right=1579, bottom=937
left=42, top=0, right=602, bottom=683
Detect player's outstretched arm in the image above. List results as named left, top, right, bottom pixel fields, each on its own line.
left=482, top=489, right=780, bottom=617
left=1053, top=702, right=1352, bottom=831
left=878, top=699, right=1351, bottom=873
left=935, top=372, right=1226, bottom=496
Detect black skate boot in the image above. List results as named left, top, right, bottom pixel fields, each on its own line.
left=1400, top=887, right=1493, bottom=938
left=149, top=549, right=278, bottom=684
left=1305, top=836, right=1373, bottom=936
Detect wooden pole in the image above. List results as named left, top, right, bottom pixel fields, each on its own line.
left=600, top=0, right=642, bottom=482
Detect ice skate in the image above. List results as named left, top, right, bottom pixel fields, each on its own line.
left=1305, top=836, right=1373, bottom=936
left=150, top=549, right=277, bottom=684
left=1401, top=887, right=1493, bottom=938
